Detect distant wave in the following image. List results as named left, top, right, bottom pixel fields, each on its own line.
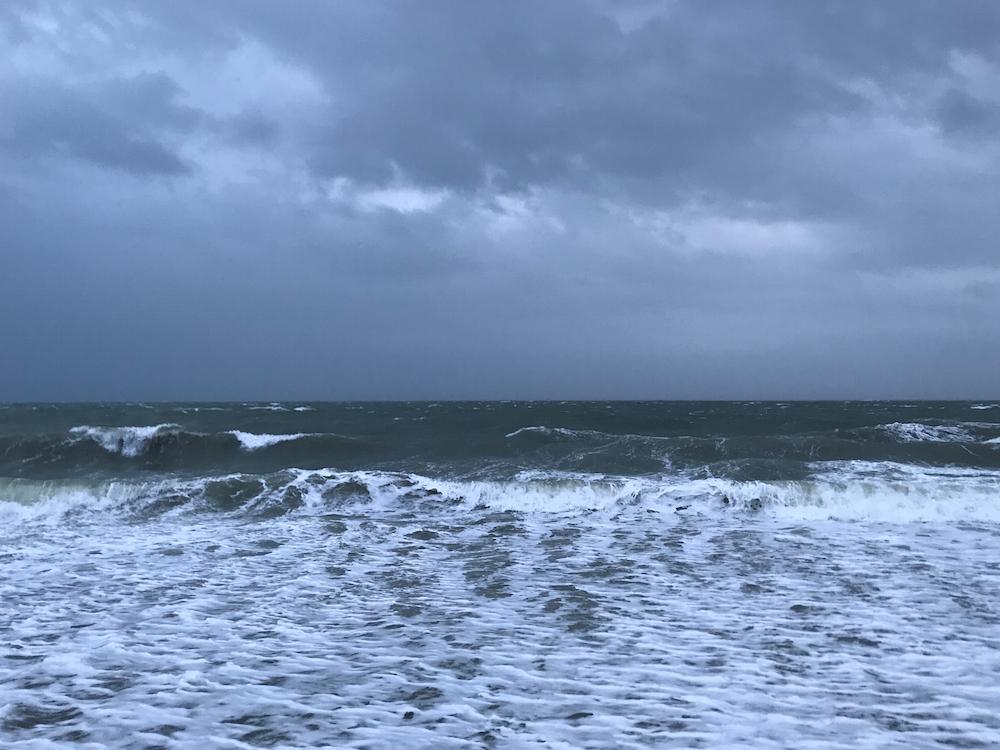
left=510, top=421, right=1000, bottom=447
left=20, top=425, right=370, bottom=475
left=227, top=431, right=311, bottom=451
left=878, top=422, right=974, bottom=443
left=506, top=426, right=591, bottom=439
left=504, top=425, right=638, bottom=441
left=67, top=425, right=355, bottom=457
left=240, top=404, right=315, bottom=412
left=69, top=424, right=182, bottom=457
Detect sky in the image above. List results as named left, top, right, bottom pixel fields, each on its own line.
left=2, top=1, right=999, bottom=400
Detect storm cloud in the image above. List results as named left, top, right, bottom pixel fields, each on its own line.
left=1, top=1, right=998, bottom=399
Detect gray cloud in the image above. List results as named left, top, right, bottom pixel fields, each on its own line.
left=3, top=73, right=194, bottom=175
left=1, top=1, right=998, bottom=399
left=937, top=87, right=1000, bottom=135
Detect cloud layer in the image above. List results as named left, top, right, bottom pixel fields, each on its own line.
left=2, top=1, right=999, bottom=399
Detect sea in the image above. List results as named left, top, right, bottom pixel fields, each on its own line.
left=2, top=401, right=999, bottom=749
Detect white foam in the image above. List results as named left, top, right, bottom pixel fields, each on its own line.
left=227, top=431, right=309, bottom=450
left=5, top=459, right=1000, bottom=527
left=970, top=404, right=999, bottom=410
left=434, top=476, right=649, bottom=513
left=302, top=465, right=1000, bottom=523
left=3, top=472, right=1000, bottom=748
left=0, top=478, right=155, bottom=523
left=68, top=424, right=181, bottom=456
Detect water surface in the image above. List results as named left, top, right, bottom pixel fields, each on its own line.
left=2, top=401, right=999, bottom=748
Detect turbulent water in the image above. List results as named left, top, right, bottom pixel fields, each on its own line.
left=2, top=401, right=1000, bottom=749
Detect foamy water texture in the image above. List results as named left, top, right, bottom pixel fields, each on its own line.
left=2, top=402, right=1000, bottom=748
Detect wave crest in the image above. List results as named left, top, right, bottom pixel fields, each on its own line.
left=878, top=422, right=975, bottom=443
left=3, top=462, right=1000, bottom=525
left=505, top=426, right=609, bottom=440
left=69, top=424, right=182, bottom=457
left=227, top=431, right=310, bottom=451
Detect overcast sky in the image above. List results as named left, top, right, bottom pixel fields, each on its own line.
left=2, top=1, right=999, bottom=400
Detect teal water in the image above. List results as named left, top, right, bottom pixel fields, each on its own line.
left=3, top=401, right=999, bottom=481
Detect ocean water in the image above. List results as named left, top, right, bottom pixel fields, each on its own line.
left=2, top=401, right=999, bottom=749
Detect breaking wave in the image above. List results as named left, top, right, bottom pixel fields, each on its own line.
left=3, top=462, right=999, bottom=525
left=505, top=426, right=612, bottom=440
left=877, top=422, right=976, bottom=443
left=227, top=431, right=312, bottom=451
left=69, top=424, right=183, bottom=456
left=0, top=426, right=371, bottom=477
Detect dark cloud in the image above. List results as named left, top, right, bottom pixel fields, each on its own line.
left=937, top=88, right=1000, bottom=135
left=239, top=0, right=870, bottom=198
left=0, top=1, right=998, bottom=399
left=2, top=73, right=195, bottom=175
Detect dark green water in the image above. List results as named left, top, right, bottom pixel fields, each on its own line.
left=3, top=401, right=999, bottom=481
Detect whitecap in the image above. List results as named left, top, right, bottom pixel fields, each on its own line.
left=505, top=425, right=605, bottom=439
left=227, top=431, right=309, bottom=451
left=878, top=422, right=973, bottom=443
left=68, top=424, right=181, bottom=457
left=6, top=461, right=1000, bottom=526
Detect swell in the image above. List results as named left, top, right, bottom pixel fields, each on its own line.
left=501, top=421, right=1000, bottom=475
left=3, top=462, right=999, bottom=525
left=3, top=413, right=1000, bottom=480
left=0, top=426, right=372, bottom=478
left=504, top=420, right=1000, bottom=446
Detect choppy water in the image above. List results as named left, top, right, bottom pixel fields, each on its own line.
left=2, top=402, right=1000, bottom=748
